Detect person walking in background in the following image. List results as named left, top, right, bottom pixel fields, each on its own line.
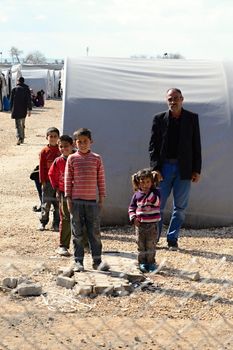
left=48, top=135, right=75, bottom=256
left=65, top=128, right=109, bottom=272
left=149, top=88, right=202, bottom=250
left=39, top=127, right=61, bottom=232
left=128, top=168, right=161, bottom=273
left=30, top=164, right=42, bottom=212
left=10, top=76, right=32, bottom=145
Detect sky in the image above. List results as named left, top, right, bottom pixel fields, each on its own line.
left=0, top=0, right=233, bottom=61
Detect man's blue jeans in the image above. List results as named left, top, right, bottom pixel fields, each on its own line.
left=71, top=200, right=102, bottom=265
left=158, top=162, right=191, bottom=243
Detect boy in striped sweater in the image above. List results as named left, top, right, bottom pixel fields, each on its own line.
left=65, top=128, right=109, bottom=272
left=128, top=168, right=161, bottom=273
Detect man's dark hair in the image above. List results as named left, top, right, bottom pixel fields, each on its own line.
left=46, top=127, right=60, bottom=137
left=73, top=128, right=92, bottom=140
left=167, top=88, right=182, bottom=95
left=18, top=77, right=25, bottom=83
left=59, top=135, right=73, bottom=145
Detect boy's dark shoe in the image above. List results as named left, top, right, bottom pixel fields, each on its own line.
left=16, top=139, right=21, bottom=145
left=33, top=205, right=41, bottom=212
left=139, top=263, right=148, bottom=273
left=92, top=261, right=110, bottom=271
left=52, top=225, right=59, bottom=232
left=38, top=223, right=46, bottom=231
left=167, top=240, right=179, bottom=251
left=148, top=263, right=157, bottom=272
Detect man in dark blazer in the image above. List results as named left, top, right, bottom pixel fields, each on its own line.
left=149, top=88, right=202, bottom=249
left=10, top=76, right=32, bottom=145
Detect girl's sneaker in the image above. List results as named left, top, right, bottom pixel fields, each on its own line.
left=148, top=263, right=157, bottom=272
left=139, top=263, right=148, bottom=273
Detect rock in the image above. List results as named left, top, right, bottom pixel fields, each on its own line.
left=127, top=273, right=146, bottom=283
left=192, top=271, right=201, bottom=281
left=75, top=285, right=93, bottom=296
left=94, top=284, right=114, bottom=295
left=61, top=268, right=74, bottom=278
left=17, top=282, right=42, bottom=296
left=56, top=276, right=75, bottom=289
left=2, top=277, right=18, bottom=289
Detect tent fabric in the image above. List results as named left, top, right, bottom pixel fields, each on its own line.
left=21, top=69, right=52, bottom=99
left=49, top=69, right=55, bottom=98
left=62, top=57, right=233, bottom=227
left=11, top=64, right=22, bottom=89
left=54, top=70, right=61, bottom=98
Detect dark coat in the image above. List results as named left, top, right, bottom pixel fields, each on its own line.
left=149, top=108, right=202, bottom=180
left=10, top=83, right=32, bottom=119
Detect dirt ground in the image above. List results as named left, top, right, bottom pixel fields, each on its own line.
left=0, top=100, right=233, bottom=350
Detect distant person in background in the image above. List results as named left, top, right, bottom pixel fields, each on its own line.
left=30, top=165, right=42, bottom=212
left=10, top=77, right=32, bottom=145
left=30, top=88, right=36, bottom=106
left=34, top=90, right=45, bottom=107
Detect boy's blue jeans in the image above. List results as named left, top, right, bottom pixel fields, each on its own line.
left=71, top=200, right=102, bottom=265
left=158, top=162, right=191, bottom=244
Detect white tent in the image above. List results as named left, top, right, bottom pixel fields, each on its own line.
left=21, top=69, right=52, bottom=99
left=11, top=64, right=22, bottom=89
left=49, top=69, right=55, bottom=98
left=62, top=57, right=233, bottom=227
left=2, top=68, right=11, bottom=98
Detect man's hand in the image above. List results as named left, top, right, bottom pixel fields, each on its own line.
left=192, top=172, right=200, bottom=183
left=28, top=111, right=31, bottom=117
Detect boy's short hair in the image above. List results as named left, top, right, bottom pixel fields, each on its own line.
left=73, top=128, right=92, bottom=141
left=59, top=135, right=73, bottom=145
left=46, top=127, right=60, bottom=137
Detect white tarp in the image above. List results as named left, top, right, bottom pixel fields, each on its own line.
left=11, top=64, right=22, bottom=89
left=21, top=69, right=52, bottom=99
left=62, top=57, right=233, bottom=227
left=2, top=68, right=11, bottom=97
left=49, top=69, right=55, bottom=98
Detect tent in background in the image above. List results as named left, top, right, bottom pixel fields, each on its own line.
left=62, top=57, right=233, bottom=227
left=1, top=68, right=11, bottom=98
left=21, top=69, right=52, bottom=99
left=11, top=64, right=22, bottom=89
left=49, top=69, right=55, bottom=98
left=54, top=70, right=61, bottom=98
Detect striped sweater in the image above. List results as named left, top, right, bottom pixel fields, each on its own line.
left=128, top=187, right=161, bottom=223
left=64, top=150, right=106, bottom=201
